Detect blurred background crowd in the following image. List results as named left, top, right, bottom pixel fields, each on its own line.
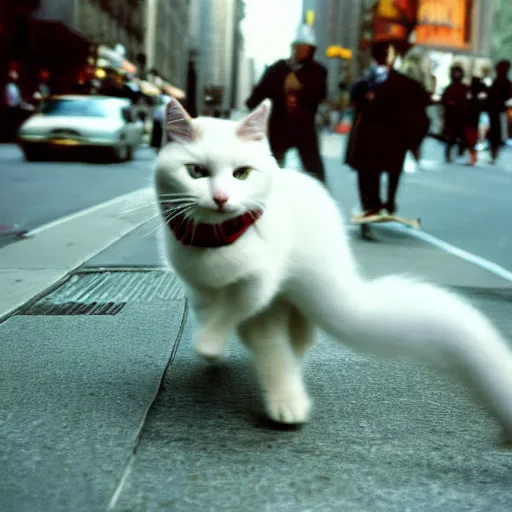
left=0, top=0, right=510, bottom=156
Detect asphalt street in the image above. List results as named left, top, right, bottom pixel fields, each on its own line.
left=324, top=136, right=512, bottom=272
left=0, top=144, right=156, bottom=239
left=1, top=137, right=510, bottom=269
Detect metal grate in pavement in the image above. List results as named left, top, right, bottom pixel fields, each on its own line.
left=20, top=301, right=126, bottom=316
left=17, top=271, right=185, bottom=316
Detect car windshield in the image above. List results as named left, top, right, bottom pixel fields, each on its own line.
left=40, top=98, right=123, bottom=118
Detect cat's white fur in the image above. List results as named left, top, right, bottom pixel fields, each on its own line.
left=155, top=98, right=512, bottom=433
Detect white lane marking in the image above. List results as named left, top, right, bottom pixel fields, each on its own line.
left=23, top=187, right=153, bottom=236
left=390, top=224, right=512, bottom=283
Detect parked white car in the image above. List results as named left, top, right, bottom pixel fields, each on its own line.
left=18, top=95, right=144, bottom=162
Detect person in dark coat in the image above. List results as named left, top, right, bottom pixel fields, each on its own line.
left=345, top=41, right=430, bottom=225
left=245, top=24, right=327, bottom=182
left=487, top=60, right=512, bottom=163
left=441, top=65, right=469, bottom=162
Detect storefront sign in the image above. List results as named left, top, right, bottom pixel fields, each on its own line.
left=415, top=0, right=468, bottom=48
left=372, top=0, right=419, bottom=44
left=375, top=0, right=418, bottom=22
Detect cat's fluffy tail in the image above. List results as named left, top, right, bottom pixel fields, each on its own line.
left=304, top=274, right=512, bottom=434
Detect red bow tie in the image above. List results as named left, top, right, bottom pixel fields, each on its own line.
left=164, top=208, right=263, bottom=248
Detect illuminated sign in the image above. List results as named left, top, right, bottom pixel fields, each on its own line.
left=376, top=0, right=418, bottom=22
left=415, top=0, right=468, bottom=48
left=372, top=0, right=419, bottom=44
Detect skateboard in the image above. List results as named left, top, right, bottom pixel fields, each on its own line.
left=351, top=212, right=421, bottom=230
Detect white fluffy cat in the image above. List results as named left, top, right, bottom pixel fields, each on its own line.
left=155, top=98, right=512, bottom=434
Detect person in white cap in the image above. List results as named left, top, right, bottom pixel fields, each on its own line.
left=246, top=24, right=327, bottom=182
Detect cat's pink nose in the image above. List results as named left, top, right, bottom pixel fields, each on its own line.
left=213, top=193, right=229, bottom=209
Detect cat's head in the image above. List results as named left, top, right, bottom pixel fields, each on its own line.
left=155, top=99, right=277, bottom=223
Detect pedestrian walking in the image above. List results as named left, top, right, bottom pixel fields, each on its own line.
left=486, top=60, right=512, bottom=163
left=465, top=77, right=487, bottom=166
left=33, top=69, right=51, bottom=105
left=245, top=22, right=327, bottom=182
left=345, top=40, right=430, bottom=239
left=1, top=69, right=33, bottom=142
left=441, top=65, right=469, bottom=163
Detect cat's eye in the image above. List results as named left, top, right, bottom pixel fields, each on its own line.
left=186, top=164, right=209, bottom=179
left=233, top=166, right=253, bottom=181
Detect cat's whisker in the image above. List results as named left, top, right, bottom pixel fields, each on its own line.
left=218, top=221, right=227, bottom=240
left=158, top=193, right=197, bottom=199
left=162, top=211, right=175, bottom=226
left=142, top=222, right=164, bottom=239
left=160, top=199, right=196, bottom=209
left=177, top=216, right=194, bottom=241
left=120, top=195, right=197, bottom=218
left=158, top=197, right=197, bottom=210
left=135, top=212, right=164, bottom=234
left=164, top=205, right=196, bottom=222
left=170, top=207, right=195, bottom=232
left=142, top=212, right=162, bottom=222
left=189, top=219, right=199, bottom=245
left=160, top=203, right=196, bottom=215
left=141, top=208, right=183, bottom=238
left=158, top=197, right=197, bottom=206
left=159, top=202, right=197, bottom=212
left=158, top=197, right=196, bottom=203
left=119, top=202, right=156, bottom=215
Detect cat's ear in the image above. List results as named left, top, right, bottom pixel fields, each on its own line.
left=164, top=98, right=198, bottom=144
left=236, top=99, right=271, bottom=141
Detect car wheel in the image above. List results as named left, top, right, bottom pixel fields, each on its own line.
left=111, top=144, right=129, bottom=163
left=126, top=145, right=134, bottom=161
left=23, top=145, right=44, bottom=161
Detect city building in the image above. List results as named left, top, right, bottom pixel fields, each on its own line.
left=302, top=0, right=375, bottom=100
left=230, top=0, right=246, bottom=110
left=0, top=0, right=43, bottom=95
left=303, top=0, right=498, bottom=97
left=34, top=0, right=146, bottom=66
left=9, top=0, right=147, bottom=94
left=490, top=0, right=512, bottom=65
left=2, top=0, right=193, bottom=98
left=145, top=0, right=191, bottom=91
left=189, top=0, right=242, bottom=115
left=402, top=0, right=495, bottom=93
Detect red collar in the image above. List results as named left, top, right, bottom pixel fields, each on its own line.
left=165, top=209, right=263, bottom=248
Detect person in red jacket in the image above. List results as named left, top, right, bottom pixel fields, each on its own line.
left=245, top=24, right=327, bottom=183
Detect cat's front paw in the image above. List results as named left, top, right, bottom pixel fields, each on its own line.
left=194, top=333, right=228, bottom=363
left=265, top=392, right=312, bottom=425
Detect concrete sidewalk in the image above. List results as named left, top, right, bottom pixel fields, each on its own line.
left=1, top=209, right=512, bottom=511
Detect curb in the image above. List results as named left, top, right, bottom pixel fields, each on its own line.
left=0, top=188, right=156, bottom=321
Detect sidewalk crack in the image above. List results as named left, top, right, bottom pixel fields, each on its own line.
left=106, top=297, right=188, bottom=511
